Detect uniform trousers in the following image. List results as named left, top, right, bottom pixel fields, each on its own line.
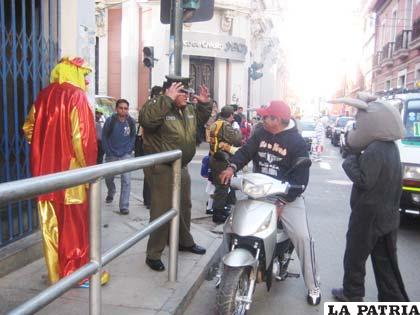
left=145, top=164, right=195, bottom=260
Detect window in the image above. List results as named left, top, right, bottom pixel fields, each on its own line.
left=415, top=64, right=420, bottom=81
left=392, top=9, right=397, bottom=41
left=385, top=80, right=391, bottom=90
left=398, top=70, right=407, bottom=88
left=406, top=0, right=414, bottom=30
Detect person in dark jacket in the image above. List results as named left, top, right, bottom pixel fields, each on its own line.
left=330, top=93, right=409, bottom=302
left=208, top=105, right=242, bottom=223
left=220, top=100, right=321, bottom=306
left=139, top=75, right=212, bottom=272
left=102, top=99, right=136, bottom=215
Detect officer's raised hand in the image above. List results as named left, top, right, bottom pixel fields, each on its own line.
left=193, top=84, right=210, bottom=104
left=165, top=82, right=184, bottom=101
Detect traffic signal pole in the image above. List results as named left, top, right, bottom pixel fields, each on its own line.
left=169, top=0, right=183, bottom=76
left=174, top=0, right=183, bottom=76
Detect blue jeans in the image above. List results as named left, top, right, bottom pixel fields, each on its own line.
left=105, top=154, right=131, bottom=210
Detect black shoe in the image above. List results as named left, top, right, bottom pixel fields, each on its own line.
left=179, top=244, right=206, bottom=255
left=331, top=288, right=363, bottom=302
left=120, top=208, right=129, bottom=215
left=205, top=208, right=213, bottom=215
left=212, top=213, right=228, bottom=224
left=145, top=258, right=165, bottom=271
left=105, top=196, right=113, bottom=203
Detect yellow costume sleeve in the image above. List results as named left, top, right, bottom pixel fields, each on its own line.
left=70, top=106, right=87, bottom=168
left=22, top=105, right=36, bottom=144
left=65, top=107, right=88, bottom=204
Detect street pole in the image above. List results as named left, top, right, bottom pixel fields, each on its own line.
left=169, top=0, right=176, bottom=75
left=247, top=68, right=251, bottom=121
left=174, top=0, right=183, bottom=76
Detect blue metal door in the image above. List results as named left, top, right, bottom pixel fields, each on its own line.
left=0, top=0, right=61, bottom=246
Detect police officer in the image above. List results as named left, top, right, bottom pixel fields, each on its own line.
left=139, top=75, right=212, bottom=271
left=209, top=105, right=242, bottom=223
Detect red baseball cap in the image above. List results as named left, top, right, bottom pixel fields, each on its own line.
left=256, top=100, right=291, bottom=120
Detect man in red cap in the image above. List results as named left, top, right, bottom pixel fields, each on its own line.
left=220, top=100, right=321, bottom=305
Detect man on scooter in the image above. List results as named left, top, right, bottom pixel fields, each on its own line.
left=220, top=100, right=321, bottom=305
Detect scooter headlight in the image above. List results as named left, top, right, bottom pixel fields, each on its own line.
left=256, top=212, right=272, bottom=233
left=403, top=164, right=420, bottom=181
left=243, top=179, right=272, bottom=199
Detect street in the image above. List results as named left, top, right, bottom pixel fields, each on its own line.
left=185, top=142, right=420, bottom=315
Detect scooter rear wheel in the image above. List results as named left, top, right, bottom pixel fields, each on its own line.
left=216, top=266, right=250, bottom=315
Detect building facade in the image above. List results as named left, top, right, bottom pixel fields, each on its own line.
left=370, top=0, right=420, bottom=92
left=96, top=0, right=283, bottom=117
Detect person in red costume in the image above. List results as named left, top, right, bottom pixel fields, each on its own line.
left=23, top=57, right=109, bottom=286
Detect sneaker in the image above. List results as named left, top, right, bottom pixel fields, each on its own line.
left=307, top=287, right=321, bottom=305
left=205, top=208, right=213, bottom=215
left=105, top=195, right=113, bottom=203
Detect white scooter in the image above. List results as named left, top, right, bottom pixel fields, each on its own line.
left=216, top=157, right=311, bottom=315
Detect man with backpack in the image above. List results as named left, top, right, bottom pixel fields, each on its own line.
left=209, top=105, right=242, bottom=223
left=102, top=98, right=136, bottom=214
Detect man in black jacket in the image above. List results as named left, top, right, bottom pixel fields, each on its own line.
left=220, top=100, right=321, bottom=306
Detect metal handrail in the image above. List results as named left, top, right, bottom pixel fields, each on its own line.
left=2, top=150, right=182, bottom=315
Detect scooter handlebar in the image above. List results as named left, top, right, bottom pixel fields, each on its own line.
left=289, top=184, right=305, bottom=190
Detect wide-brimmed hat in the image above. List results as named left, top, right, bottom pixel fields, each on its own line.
left=256, top=100, right=291, bottom=120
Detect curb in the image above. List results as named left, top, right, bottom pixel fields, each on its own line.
left=164, top=228, right=223, bottom=315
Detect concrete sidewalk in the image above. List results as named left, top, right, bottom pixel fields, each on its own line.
left=0, top=151, right=222, bottom=315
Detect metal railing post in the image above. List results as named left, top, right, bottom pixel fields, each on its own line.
left=168, top=158, right=181, bottom=282
left=89, top=180, right=102, bottom=315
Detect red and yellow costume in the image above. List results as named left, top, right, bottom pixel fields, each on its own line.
left=23, top=57, right=97, bottom=284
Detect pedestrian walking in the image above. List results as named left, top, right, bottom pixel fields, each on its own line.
left=311, top=117, right=325, bottom=161
left=22, top=57, right=109, bottom=286
left=139, top=75, right=212, bottom=272
left=331, top=93, right=409, bottom=302
left=102, top=98, right=136, bottom=215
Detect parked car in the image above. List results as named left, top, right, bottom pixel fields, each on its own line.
left=301, top=119, right=316, bottom=152
left=95, top=95, right=116, bottom=118
left=383, top=93, right=420, bottom=218
left=331, top=116, right=353, bottom=146
left=339, top=119, right=355, bottom=158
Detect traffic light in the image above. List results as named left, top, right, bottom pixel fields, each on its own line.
left=249, top=62, right=264, bottom=80
left=181, top=0, right=200, bottom=10
left=143, top=46, right=154, bottom=68
left=160, top=0, right=214, bottom=24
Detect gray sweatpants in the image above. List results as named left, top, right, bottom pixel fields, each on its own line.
left=281, top=196, right=320, bottom=291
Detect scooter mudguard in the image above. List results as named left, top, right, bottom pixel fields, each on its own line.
left=222, top=248, right=257, bottom=268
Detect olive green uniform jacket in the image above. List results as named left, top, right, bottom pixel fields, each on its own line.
left=139, top=95, right=212, bottom=166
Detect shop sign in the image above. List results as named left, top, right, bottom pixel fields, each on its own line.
left=183, top=32, right=247, bottom=61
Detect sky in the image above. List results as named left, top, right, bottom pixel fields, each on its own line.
left=272, top=0, right=364, bottom=105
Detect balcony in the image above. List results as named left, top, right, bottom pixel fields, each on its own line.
left=372, top=51, right=382, bottom=74
left=409, top=18, right=420, bottom=49
left=393, top=30, right=411, bottom=60
left=381, top=42, right=394, bottom=67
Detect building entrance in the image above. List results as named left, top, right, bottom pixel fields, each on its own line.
left=189, top=57, right=214, bottom=98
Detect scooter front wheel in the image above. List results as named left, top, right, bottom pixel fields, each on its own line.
left=216, top=266, right=251, bottom=315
